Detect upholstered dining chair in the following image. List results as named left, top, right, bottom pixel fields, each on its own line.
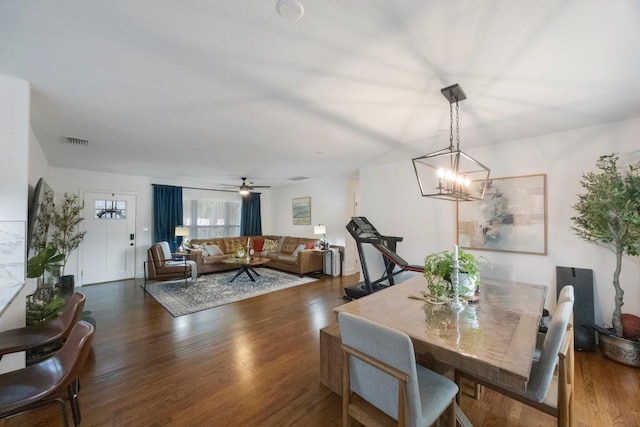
left=557, top=285, right=575, bottom=305
left=339, top=311, right=459, bottom=427
left=456, top=301, right=575, bottom=427
left=534, top=285, right=575, bottom=360
left=0, top=292, right=86, bottom=359
left=0, top=320, right=95, bottom=426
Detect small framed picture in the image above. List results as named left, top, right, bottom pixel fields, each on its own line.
left=292, top=197, right=311, bottom=225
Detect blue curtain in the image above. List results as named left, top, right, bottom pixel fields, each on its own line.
left=153, top=184, right=183, bottom=252
left=240, top=192, right=262, bottom=236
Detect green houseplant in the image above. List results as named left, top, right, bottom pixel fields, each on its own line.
left=423, top=248, right=485, bottom=299
left=50, top=193, right=87, bottom=278
left=26, top=245, right=67, bottom=325
left=571, top=154, right=640, bottom=342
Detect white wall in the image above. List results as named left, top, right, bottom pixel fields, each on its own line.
left=0, top=75, right=30, bottom=373
left=48, top=168, right=153, bottom=281
left=271, top=176, right=359, bottom=275
left=43, top=171, right=277, bottom=281
left=360, top=116, right=640, bottom=327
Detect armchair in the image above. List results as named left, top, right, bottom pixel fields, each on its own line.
left=144, top=241, right=197, bottom=289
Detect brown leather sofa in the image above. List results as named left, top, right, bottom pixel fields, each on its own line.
left=185, top=235, right=323, bottom=277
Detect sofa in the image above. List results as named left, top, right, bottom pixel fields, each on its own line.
left=184, top=235, right=323, bottom=276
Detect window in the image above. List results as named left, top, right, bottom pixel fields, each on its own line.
left=95, top=200, right=126, bottom=219
left=183, top=189, right=241, bottom=238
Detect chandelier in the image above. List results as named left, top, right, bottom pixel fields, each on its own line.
left=412, top=84, right=490, bottom=201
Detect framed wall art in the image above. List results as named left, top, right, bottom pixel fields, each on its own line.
left=457, top=174, right=547, bottom=255
left=292, top=197, right=311, bottom=225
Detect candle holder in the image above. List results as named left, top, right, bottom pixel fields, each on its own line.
left=449, top=246, right=465, bottom=310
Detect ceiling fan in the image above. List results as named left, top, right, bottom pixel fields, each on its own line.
left=235, top=177, right=270, bottom=195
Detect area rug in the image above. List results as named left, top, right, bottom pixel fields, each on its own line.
left=143, top=268, right=317, bottom=317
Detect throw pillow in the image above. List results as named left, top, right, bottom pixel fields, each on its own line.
left=203, top=244, right=224, bottom=256
left=305, top=242, right=315, bottom=249
left=277, top=236, right=287, bottom=253
left=263, top=239, right=279, bottom=252
left=292, top=243, right=306, bottom=257
left=253, top=238, right=265, bottom=252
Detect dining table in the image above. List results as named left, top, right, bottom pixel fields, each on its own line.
left=334, top=274, right=547, bottom=394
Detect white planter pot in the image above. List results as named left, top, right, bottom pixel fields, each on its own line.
left=458, top=273, right=478, bottom=296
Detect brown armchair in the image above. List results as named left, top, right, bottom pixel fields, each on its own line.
left=144, top=242, right=193, bottom=289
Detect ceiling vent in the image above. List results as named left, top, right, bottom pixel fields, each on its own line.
left=289, top=176, right=309, bottom=181
left=64, top=137, right=89, bottom=146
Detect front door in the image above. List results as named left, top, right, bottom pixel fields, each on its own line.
left=81, top=191, right=137, bottom=285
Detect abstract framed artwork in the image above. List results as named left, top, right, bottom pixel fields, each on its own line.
left=292, top=197, right=311, bottom=225
left=457, top=174, right=547, bottom=255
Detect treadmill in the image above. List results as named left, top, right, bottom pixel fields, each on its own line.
left=344, top=216, right=421, bottom=300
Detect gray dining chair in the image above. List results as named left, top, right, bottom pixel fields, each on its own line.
left=456, top=301, right=575, bottom=427
left=558, top=285, right=575, bottom=304
left=534, top=285, right=575, bottom=360
left=339, top=311, right=459, bottom=427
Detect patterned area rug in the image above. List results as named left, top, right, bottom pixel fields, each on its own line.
left=143, top=268, right=317, bottom=317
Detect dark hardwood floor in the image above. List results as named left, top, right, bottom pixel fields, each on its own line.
left=4, top=273, right=639, bottom=426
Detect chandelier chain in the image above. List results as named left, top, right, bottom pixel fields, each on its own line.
left=455, top=99, right=460, bottom=150
left=449, top=97, right=454, bottom=149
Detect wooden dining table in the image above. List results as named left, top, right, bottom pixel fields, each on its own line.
left=334, top=274, right=547, bottom=394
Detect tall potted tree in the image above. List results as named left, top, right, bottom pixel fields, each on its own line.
left=50, top=193, right=87, bottom=288
left=571, top=153, right=640, bottom=366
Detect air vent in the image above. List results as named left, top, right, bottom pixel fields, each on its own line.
left=289, top=176, right=309, bottom=181
left=64, top=137, right=89, bottom=146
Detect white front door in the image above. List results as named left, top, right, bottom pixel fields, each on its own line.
left=81, top=191, right=137, bottom=285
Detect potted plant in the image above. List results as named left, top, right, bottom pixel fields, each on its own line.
left=26, top=245, right=67, bottom=325
left=49, top=193, right=87, bottom=288
left=423, top=248, right=486, bottom=300
left=571, top=153, right=640, bottom=367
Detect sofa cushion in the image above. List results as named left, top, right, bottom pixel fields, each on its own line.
left=292, top=243, right=306, bottom=257
left=253, top=238, right=265, bottom=251
left=222, top=237, right=247, bottom=254
left=203, top=244, right=223, bottom=256
left=281, top=237, right=301, bottom=254
left=263, top=239, right=279, bottom=252
left=277, top=236, right=287, bottom=252
left=202, top=254, right=231, bottom=265
left=266, top=252, right=298, bottom=265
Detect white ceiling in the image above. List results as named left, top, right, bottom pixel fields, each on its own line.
left=2, top=1, right=640, bottom=189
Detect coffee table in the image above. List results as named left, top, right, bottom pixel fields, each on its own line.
left=222, top=257, right=271, bottom=282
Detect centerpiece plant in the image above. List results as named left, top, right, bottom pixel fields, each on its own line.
left=571, top=153, right=640, bottom=341
left=423, top=248, right=486, bottom=300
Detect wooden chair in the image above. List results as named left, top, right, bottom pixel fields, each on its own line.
left=339, top=312, right=459, bottom=427
left=0, top=292, right=86, bottom=359
left=0, top=321, right=95, bottom=426
left=456, top=301, right=575, bottom=427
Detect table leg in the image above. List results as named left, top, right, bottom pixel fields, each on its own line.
left=229, top=266, right=247, bottom=283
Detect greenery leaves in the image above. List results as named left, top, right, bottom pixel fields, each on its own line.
left=571, top=153, right=640, bottom=337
